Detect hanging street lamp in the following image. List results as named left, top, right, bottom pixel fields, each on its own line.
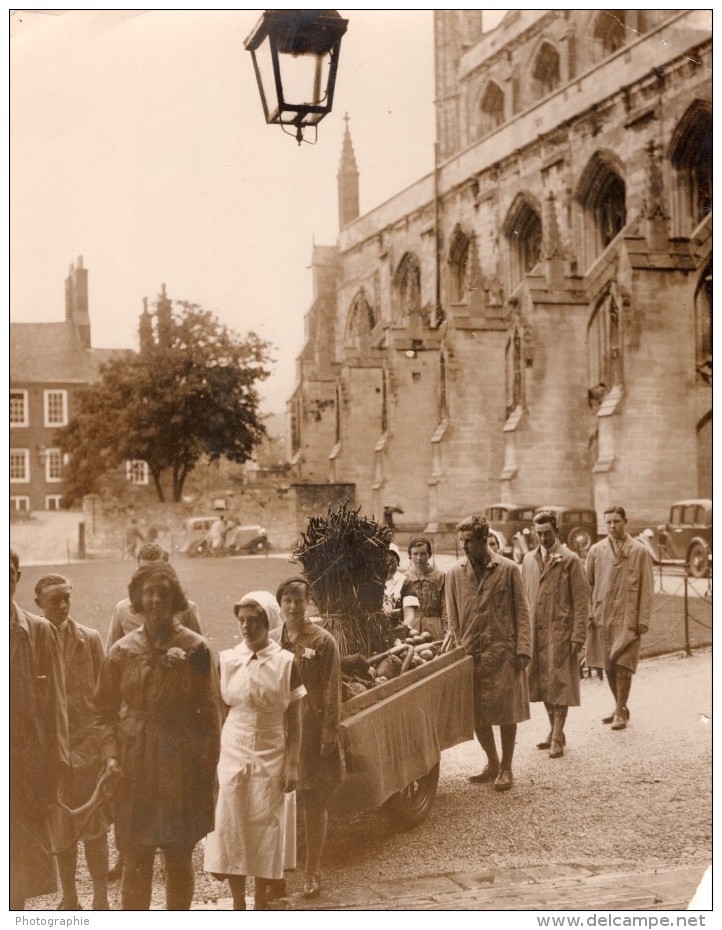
left=244, top=9, right=348, bottom=145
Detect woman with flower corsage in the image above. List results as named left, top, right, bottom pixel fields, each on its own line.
left=204, top=591, right=305, bottom=911
left=94, top=561, right=221, bottom=909
left=272, top=576, right=343, bottom=900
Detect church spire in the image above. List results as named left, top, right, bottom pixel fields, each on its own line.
left=337, top=113, right=359, bottom=229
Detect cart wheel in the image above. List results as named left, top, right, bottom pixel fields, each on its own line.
left=383, top=761, right=439, bottom=829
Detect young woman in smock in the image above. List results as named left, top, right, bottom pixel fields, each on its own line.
left=204, top=591, right=305, bottom=911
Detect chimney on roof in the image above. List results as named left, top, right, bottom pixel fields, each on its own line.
left=156, top=283, right=173, bottom=348
left=64, top=254, right=91, bottom=348
left=139, top=297, right=154, bottom=354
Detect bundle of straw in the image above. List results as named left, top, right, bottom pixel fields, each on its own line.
left=293, top=502, right=393, bottom=657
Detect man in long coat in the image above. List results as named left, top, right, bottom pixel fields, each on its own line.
left=10, top=550, right=69, bottom=910
left=585, top=505, right=654, bottom=730
left=35, top=574, right=110, bottom=910
left=446, top=515, right=531, bottom=791
left=521, top=511, right=589, bottom=759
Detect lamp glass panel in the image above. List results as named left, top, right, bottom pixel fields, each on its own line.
left=252, top=34, right=279, bottom=122
left=277, top=51, right=330, bottom=110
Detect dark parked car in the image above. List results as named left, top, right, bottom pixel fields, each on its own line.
left=485, top=503, right=539, bottom=561
left=638, top=499, right=711, bottom=578
left=179, top=516, right=269, bottom=556
left=486, top=503, right=597, bottom=564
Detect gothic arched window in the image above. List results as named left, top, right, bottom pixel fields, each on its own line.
left=587, top=286, right=623, bottom=403
left=478, top=81, right=505, bottom=138
left=592, top=10, right=626, bottom=61
left=670, top=101, right=712, bottom=237
left=695, top=263, right=712, bottom=384
left=505, top=328, right=523, bottom=417
left=530, top=41, right=561, bottom=100
left=503, top=194, right=542, bottom=290
left=449, top=229, right=470, bottom=304
left=575, top=152, right=627, bottom=270
left=345, top=290, right=376, bottom=345
left=394, top=253, right=422, bottom=321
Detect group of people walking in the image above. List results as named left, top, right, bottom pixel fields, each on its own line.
left=446, top=506, right=653, bottom=792
left=10, top=502, right=653, bottom=911
left=9, top=544, right=342, bottom=911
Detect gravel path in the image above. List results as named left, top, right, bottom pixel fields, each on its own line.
left=27, top=648, right=711, bottom=911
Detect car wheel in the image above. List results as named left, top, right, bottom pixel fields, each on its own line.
left=383, top=761, right=440, bottom=830
left=568, top=527, right=592, bottom=559
left=254, top=539, right=268, bottom=553
left=687, top=541, right=710, bottom=578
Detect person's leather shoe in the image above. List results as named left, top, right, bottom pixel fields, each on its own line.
left=303, top=873, right=321, bottom=899
left=611, top=712, right=627, bottom=730
left=468, top=763, right=499, bottom=784
left=549, top=739, right=564, bottom=758
left=603, top=707, right=629, bottom=724
left=266, top=878, right=287, bottom=899
left=536, top=732, right=553, bottom=750
left=493, top=768, right=514, bottom=791
left=57, top=900, right=82, bottom=910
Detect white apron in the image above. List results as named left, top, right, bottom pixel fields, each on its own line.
left=204, top=640, right=305, bottom=879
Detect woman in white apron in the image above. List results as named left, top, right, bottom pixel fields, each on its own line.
left=204, top=591, right=305, bottom=910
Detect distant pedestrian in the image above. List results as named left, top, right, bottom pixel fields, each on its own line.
left=10, top=549, right=69, bottom=910
left=585, top=506, right=653, bottom=730
left=382, top=543, right=405, bottom=622
left=35, top=574, right=110, bottom=910
left=520, top=511, right=589, bottom=759
left=446, top=516, right=531, bottom=791
left=400, top=536, right=447, bottom=640
left=123, top=519, right=144, bottom=560
left=209, top=515, right=228, bottom=555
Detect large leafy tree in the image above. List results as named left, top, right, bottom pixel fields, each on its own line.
left=58, top=301, right=273, bottom=502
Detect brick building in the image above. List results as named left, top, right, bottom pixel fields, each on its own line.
left=10, top=257, right=129, bottom=512
left=288, top=10, right=712, bottom=532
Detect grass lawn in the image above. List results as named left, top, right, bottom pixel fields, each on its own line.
left=16, top=554, right=302, bottom=653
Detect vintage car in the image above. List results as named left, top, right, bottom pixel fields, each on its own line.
left=486, top=503, right=597, bottom=564
left=638, top=499, right=712, bottom=578
left=485, top=503, right=540, bottom=561
left=178, top=516, right=269, bottom=556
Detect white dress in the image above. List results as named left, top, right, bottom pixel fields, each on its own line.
left=204, top=639, right=305, bottom=879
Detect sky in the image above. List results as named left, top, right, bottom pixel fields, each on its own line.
left=10, top=9, right=442, bottom=414
left=11, top=9, right=509, bottom=415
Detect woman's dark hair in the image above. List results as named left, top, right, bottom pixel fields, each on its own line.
left=407, top=536, right=432, bottom=557
left=604, top=505, right=627, bottom=521
left=128, top=561, right=189, bottom=616
left=276, top=575, right=310, bottom=605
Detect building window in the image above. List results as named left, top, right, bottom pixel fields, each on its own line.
left=290, top=393, right=301, bottom=457
left=45, top=448, right=63, bottom=483
left=44, top=389, right=68, bottom=427
left=695, top=264, right=712, bottom=384
left=438, top=353, right=449, bottom=422
left=126, top=460, right=149, bottom=485
left=530, top=41, right=561, bottom=101
left=10, top=449, right=30, bottom=483
left=575, top=152, right=626, bottom=271
left=45, top=495, right=63, bottom=511
left=395, top=253, right=421, bottom=321
left=10, top=496, right=31, bottom=512
left=505, top=328, right=523, bottom=417
left=587, top=287, right=623, bottom=404
left=670, top=101, right=712, bottom=237
left=503, top=195, right=542, bottom=290
left=591, top=10, right=626, bottom=61
left=345, top=290, right=376, bottom=341
left=10, top=390, right=28, bottom=427
left=478, top=81, right=504, bottom=138
left=449, top=229, right=470, bottom=303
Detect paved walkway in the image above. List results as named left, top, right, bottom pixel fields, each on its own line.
left=191, top=863, right=710, bottom=911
